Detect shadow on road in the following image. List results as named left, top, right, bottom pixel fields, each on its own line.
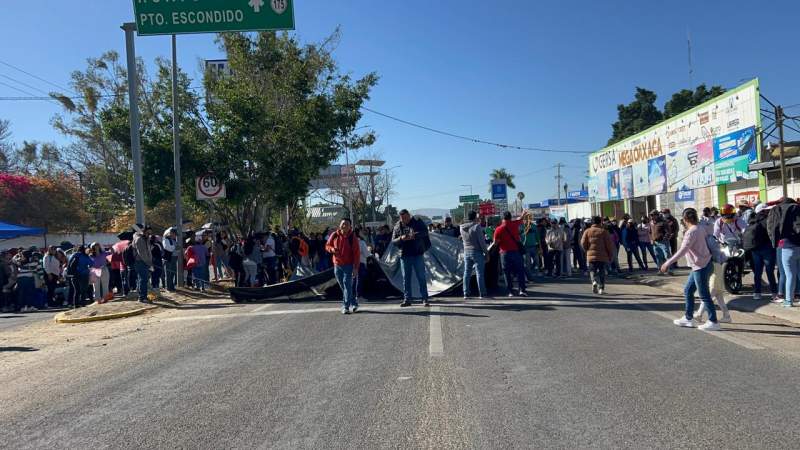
left=0, top=346, right=39, bottom=352
left=0, top=315, right=26, bottom=319
left=359, top=310, right=491, bottom=318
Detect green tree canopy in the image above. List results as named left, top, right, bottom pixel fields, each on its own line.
left=607, top=87, right=663, bottom=145
left=663, top=84, right=726, bottom=119
left=205, top=30, right=378, bottom=233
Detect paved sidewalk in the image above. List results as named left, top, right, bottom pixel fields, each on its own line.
left=625, top=267, right=800, bottom=325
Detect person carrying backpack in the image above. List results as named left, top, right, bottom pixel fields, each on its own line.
left=743, top=203, right=777, bottom=301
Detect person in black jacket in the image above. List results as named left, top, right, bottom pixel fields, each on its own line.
left=744, top=203, right=777, bottom=301
left=391, top=209, right=431, bottom=307
left=766, top=198, right=800, bottom=307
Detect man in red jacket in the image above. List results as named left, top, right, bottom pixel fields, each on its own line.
left=326, top=218, right=361, bottom=314
left=493, top=210, right=532, bottom=297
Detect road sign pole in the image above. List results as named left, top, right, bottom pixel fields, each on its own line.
left=171, top=34, right=185, bottom=288
left=122, top=23, right=146, bottom=226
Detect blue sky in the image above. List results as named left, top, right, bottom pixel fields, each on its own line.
left=2, top=0, right=800, bottom=211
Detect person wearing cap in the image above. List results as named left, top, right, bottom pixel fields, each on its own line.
left=162, top=228, right=178, bottom=291
left=131, top=224, right=153, bottom=303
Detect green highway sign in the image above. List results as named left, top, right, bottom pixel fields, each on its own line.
left=459, top=195, right=480, bottom=203
left=132, top=0, right=295, bottom=36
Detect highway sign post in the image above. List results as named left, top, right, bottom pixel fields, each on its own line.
left=459, top=195, right=480, bottom=203
left=132, top=0, right=295, bottom=35
left=126, top=1, right=296, bottom=287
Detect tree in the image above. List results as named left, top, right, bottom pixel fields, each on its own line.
left=310, top=149, right=395, bottom=225
left=0, top=119, right=11, bottom=172
left=490, top=168, right=515, bottom=191
left=204, top=30, right=378, bottom=234
left=663, top=84, right=726, bottom=119
left=0, top=173, right=88, bottom=231
left=607, top=87, right=663, bottom=145
left=50, top=51, right=209, bottom=230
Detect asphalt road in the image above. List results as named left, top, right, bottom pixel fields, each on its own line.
left=2, top=276, right=800, bottom=449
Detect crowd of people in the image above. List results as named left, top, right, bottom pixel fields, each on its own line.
left=4, top=197, right=799, bottom=331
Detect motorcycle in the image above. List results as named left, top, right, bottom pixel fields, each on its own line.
left=720, top=236, right=748, bottom=294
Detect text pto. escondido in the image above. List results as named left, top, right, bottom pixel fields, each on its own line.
left=138, top=9, right=246, bottom=28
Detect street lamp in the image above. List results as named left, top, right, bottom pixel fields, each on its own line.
left=460, top=184, right=473, bottom=195
left=384, top=165, right=402, bottom=223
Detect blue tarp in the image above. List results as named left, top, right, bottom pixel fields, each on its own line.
left=0, top=221, right=44, bottom=239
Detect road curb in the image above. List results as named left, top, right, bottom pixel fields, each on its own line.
left=53, top=305, right=159, bottom=324
left=625, top=272, right=800, bottom=326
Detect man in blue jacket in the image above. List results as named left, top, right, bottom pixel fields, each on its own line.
left=392, top=209, right=431, bottom=307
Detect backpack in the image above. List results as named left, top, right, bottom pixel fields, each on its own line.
left=742, top=216, right=770, bottom=251
left=122, top=243, right=136, bottom=267
left=706, top=235, right=727, bottom=264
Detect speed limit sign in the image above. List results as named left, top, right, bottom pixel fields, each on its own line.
left=196, top=174, right=226, bottom=200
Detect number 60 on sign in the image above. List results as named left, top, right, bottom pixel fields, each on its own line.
left=196, top=174, right=226, bottom=200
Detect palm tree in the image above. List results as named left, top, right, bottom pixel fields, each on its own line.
left=489, top=168, right=516, bottom=192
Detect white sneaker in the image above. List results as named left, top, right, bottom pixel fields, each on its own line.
left=692, top=311, right=703, bottom=320
left=592, top=282, right=598, bottom=294
left=719, top=314, right=732, bottom=323
left=698, top=321, right=721, bottom=331
left=598, top=288, right=604, bottom=295
left=753, top=293, right=762, bottom=301
left=673, top=317, right=696, bottom=328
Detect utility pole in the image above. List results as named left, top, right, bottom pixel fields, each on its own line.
left=777, top=105, right=788, bottom=198
left=171, top=34, right=184, bottom=287
left=122, top=23, right=145, bottom=226
left=555, top=163, right=564, bottom=206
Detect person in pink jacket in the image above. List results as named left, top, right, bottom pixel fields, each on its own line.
left=661, top=208, right=720, bottom=331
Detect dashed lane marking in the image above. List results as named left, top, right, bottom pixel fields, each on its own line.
left=429, top=306, right=444, bottom=357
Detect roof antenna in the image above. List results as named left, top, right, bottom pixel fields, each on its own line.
left=687, top=28, right=693, bottom=88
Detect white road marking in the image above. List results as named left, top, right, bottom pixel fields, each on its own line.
left=429, top=306, right=444, bottom=357
left=397, top=376, right=412, bottom=381
left=635, top=304, right=765, bottom=350
left=251, top=303, right=276, bottom=313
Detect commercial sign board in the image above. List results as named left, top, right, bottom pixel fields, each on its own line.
left=479, top=202, right=497, bottom=216
left=588, top=79, right=760, bottom=201
left=132, top=0, right=295, bottom=36
left=567, top=190, right=589, bottom=200
left=491, top=180, right=508, bottom=200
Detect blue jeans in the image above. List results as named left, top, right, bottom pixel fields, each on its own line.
left=638, top=243, right=656, bottom=269
left=164, top=257, right=177, bottom=291
left=334, top=264, right=356, bottom=309
left=653, top=241, right=671, bottom=269
left=684, top=262, right=716, bottom=322
left=501, top=251, right=527, bottom=294
left=192, top=265, right=209, bottom=290
left=134, top=261, right=150, bottom=302
left=781, top=244, right=800, bottom=305
left=400, top=255, right=428, bottom=302
left=751, top=247, right=777, bottom=295
left=463, top=251, right=487, bottom=298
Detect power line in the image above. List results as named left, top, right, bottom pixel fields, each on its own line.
left=0, top=85, right=205, bottom=102
left=0, top=59, right=75, bottom=94
left=0, top=73, right=52, bottom=97
left=0, top=80, right=40, bottom=98
left=360, top=106, right=591, bottom=155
